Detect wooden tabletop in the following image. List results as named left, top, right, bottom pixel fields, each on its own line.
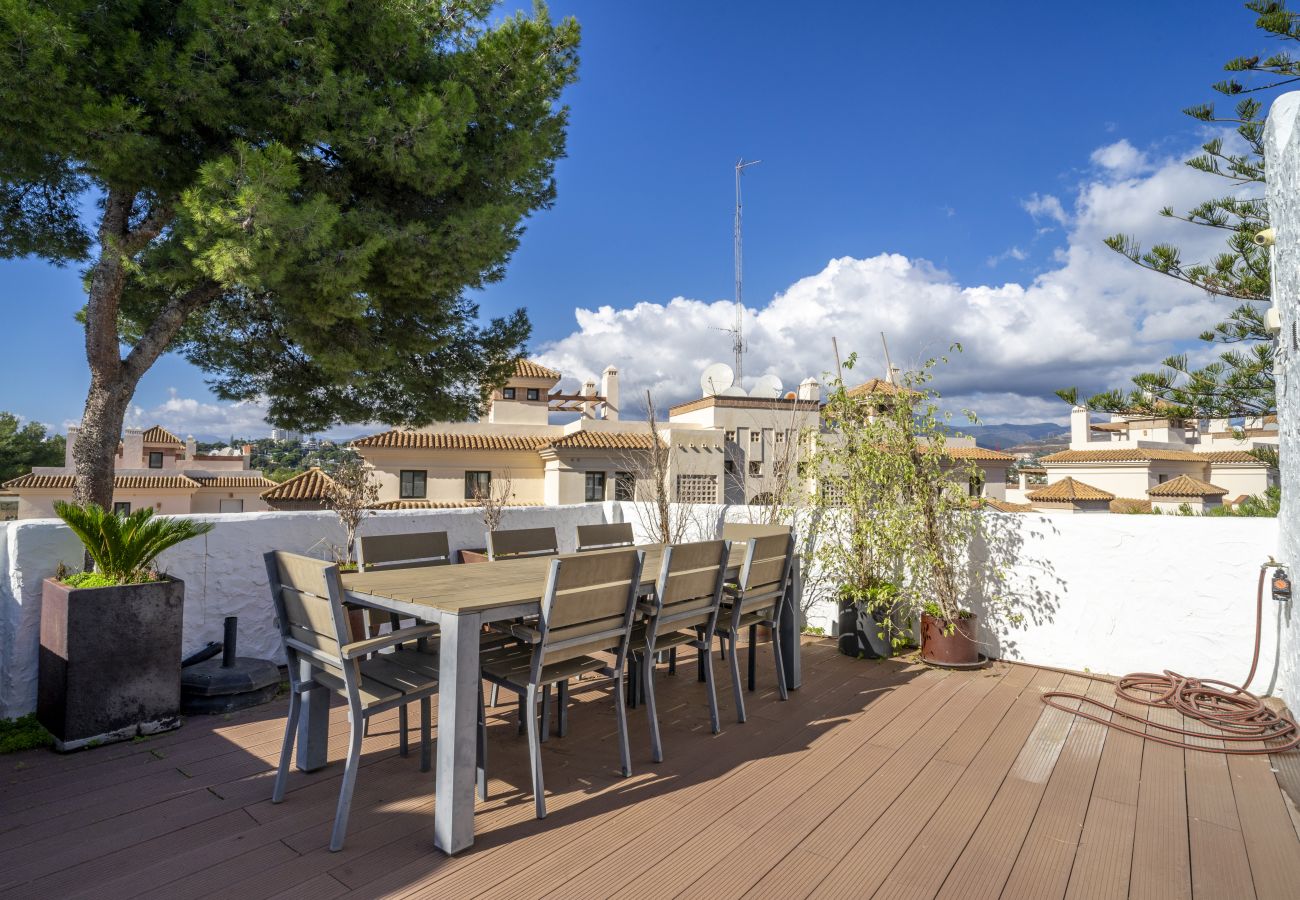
left=340, top=543, right=749, bottom=616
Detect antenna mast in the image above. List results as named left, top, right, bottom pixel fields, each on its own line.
left=881, top=332, right=899, bottom=384
left=732, top=157, right=761, bottom=381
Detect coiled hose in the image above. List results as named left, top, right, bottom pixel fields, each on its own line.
left=1041, top=567, right=1300, bottom=755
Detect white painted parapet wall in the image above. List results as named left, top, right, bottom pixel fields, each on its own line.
left=0, top=503, right=1286, bottom=719
left=1266, top=90, right=1300, bottom=736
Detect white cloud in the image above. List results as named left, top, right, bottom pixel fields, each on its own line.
left=539, top=137, right=1241, bottom=426
left=1090, top=139, right=1149, bottom=176
left=1022, top=193, right=1069, bottom=226
left=986, top=246, right=1029, bottom=267
left=123, top=390, right=275, bottom=440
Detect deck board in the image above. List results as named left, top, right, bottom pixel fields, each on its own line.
left=0, top=639, right=1297, bottom=900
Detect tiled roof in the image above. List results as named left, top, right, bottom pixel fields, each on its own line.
left=544, top=431, right=661, bottom=451
left=945, top=446, right=1016, bottom=462
left=260, top=467, right=336, bottom=501
left=1089, top=422, right=1129, bottom=432
left=513, top=359, right=561, bottom=380
left=669, top=395, right=820, bottom=416
left=2, top=473, right=200, bottom=490
left=190, top=474, right=278, bottom=489
left=352, top=430, right=550, bottom=451
left=1026, top=477, right=1115, bottom=502
left=985, top=499, right=1033, bottom=512
left=370, top=499, right=542, bottom=510
left=141, top=426, right=184, bottom=445
left=1040, top=448, right=1262, bottom=464
left=1110, top=497, right=1154, bottom=514
left=1147, top=475, right=1229, bottom=498
left=1018, top=466, right=1047, bottom=474
left=845, top=378, right=916, bottom=399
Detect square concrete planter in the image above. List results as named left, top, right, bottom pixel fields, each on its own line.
left=38, top=575, right=185, bottom=751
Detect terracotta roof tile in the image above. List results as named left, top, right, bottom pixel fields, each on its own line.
left=985, top=499, right=1033, bottom=512
left=1040, top=448, right=1262, bottom=464
left=513, top=359, right=561, bottom=380
left=1147, top=474, right=1229, bottom=498
left=141, top=426, right=184, bottom=445
left=845, top=378, right=916, bottom=398
left=352, top=430, right=550, bottom=451
left=260, top=467, right=336, bottom=501
left=544, top=431, right=661, bottom=451
left=944, top=446, right=1016, bottom=461
left=191, top=475, right=278, bottom=489
left=1110, top=498, right=1154, bottom=514
left=2, top=473, right=200, bottom=490
left=1026, top=477, right=1115, bottom=502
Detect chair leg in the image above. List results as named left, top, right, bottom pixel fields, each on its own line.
left=398, top=704, right=409, bottom=757
left=419, top=697, right=432, bottom=773
left=490, top=684, right=500, bottom=708
left=613, top=668, right=632, bottom=778
left=525, top=684, right=546, bottom=819
left=748, top=624, right=757, bottom=692
left=625, top=660, right=638, bottom=709
left=728, top=632, right=747, bottom=723
left=329, top=715, right=365, bottom=852
left=772, top=624, right=789, bottom=701
left=556, top=680, right=569, bottom=737
left=703, top=641, right=721, bottom=734
left=517, top=691, right=526, bottom=736
left=272, top=690, right=301, bottom=803
left=477, top=689, right=488, bottom=801
left=540, top=684, right=551, bottom=743
left=697, top=644, right=706, bottom=683
left=668, top=647, right=677, bottom=675
left=644, top=651, right=663, bottom=763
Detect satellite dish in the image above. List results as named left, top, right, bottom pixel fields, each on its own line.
left=720, top=385, right=748, bottom=397
left=750, top=374, right=783, bottom=399
left=700, top=363, right=735, bottom=396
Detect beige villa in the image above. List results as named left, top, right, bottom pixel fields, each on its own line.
left=3, top=425, right=276, bottom=519
left=1004, top=404, right=1278, bottom=514
left=343, top=359, right=1015, bottom=510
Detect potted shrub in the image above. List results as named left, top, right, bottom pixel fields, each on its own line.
left=38, top=502, right=213, bottom=751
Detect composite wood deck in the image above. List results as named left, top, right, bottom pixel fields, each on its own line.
left=2, top=637, right=1298, bottom=899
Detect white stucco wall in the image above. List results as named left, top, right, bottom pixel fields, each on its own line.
left=1, top=500, right=1289, bottom=719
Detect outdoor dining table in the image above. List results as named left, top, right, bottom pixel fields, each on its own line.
left=300, top=541, right=802, bottom=855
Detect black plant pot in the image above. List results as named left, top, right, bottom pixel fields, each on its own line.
left=837, top=596, right=881, bottom=659
left=38, top=576, right=185, bottom=751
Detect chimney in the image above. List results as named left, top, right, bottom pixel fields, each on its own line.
left=798, top=377, right=819, bottom=402
left=123, top=427, right=145, bottom=468
left=1069, top=406, right=1090, bottom=448
left=582, top=379, right=597, bottom=419
left=600, top=365, right=620, bottom=421
left=65, top=425, right=79, bottom=468
left=240, top=443, right=254, bottom=468
left=185, top=434, right=197, bottom=460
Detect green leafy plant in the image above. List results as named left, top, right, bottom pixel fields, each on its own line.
left=0, top=715, right=52, bottom=754
left=53, top=502, right=214, bottom=586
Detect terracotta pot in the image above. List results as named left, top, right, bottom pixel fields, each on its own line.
left=920, top=612, right=979, bottom=666
left=459, top=548, right=489, bottom=564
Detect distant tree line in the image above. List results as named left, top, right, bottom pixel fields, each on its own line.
left=0, top=413, right=64, bottom=483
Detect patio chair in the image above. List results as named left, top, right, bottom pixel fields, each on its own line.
left=486, top=526, right=559, bottom=561
left=358, top=530, right=452, bottom=635
left=479, top=548, right=645, bottom=818
left=721, top=522, right=792, bottom=541
left=629, top=539, right=729, bottom=762
left=713, top=532, right=795, bottom=723
left=265, top=551, right=472, bottom=852
left=576, top=521, right=635, bottom=552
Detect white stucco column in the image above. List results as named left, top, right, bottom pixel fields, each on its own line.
left=1265, top=90, right=1300, bottom=704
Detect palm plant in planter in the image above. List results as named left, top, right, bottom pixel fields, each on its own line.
left=39, top=503, right=213, bottom=751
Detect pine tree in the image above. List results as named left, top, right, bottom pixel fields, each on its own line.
left=0, top=1, right=580, bottom=508
left=1076, top=1, right=1297, bottom=417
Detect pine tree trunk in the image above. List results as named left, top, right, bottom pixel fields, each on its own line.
left=71, top=381, right=133, bottom=510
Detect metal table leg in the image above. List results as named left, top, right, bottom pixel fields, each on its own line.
left=778, top=557, right=803, bottom=691
left=435, top=612, right=482, bottom=855
left=296, top=656, right=330, bottom=771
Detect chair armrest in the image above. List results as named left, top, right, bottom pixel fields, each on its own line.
left=340, top=624, right=439, bottom=659
left=508, top=623, right=543, bottom=644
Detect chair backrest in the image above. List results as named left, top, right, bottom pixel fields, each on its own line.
left=487, top=526, right=559, bottom=561
left=264, top=551, right=349, bottom=671
left=722, top=522, right=792, bottom=542
left=652, top=539, right=729, bottom=634
left=576, top=522, right=635, bottom=552
left=734, top=532, right=795, bottom=615
left=535, top=548, right=644, bottom=667
left=358, top=531, right=451, bottom=572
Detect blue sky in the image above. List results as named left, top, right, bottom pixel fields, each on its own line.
left=0, top=1, right=1271, bottom=438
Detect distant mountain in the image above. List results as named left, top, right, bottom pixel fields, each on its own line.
left=949, top=422, right=1069, bottom=451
